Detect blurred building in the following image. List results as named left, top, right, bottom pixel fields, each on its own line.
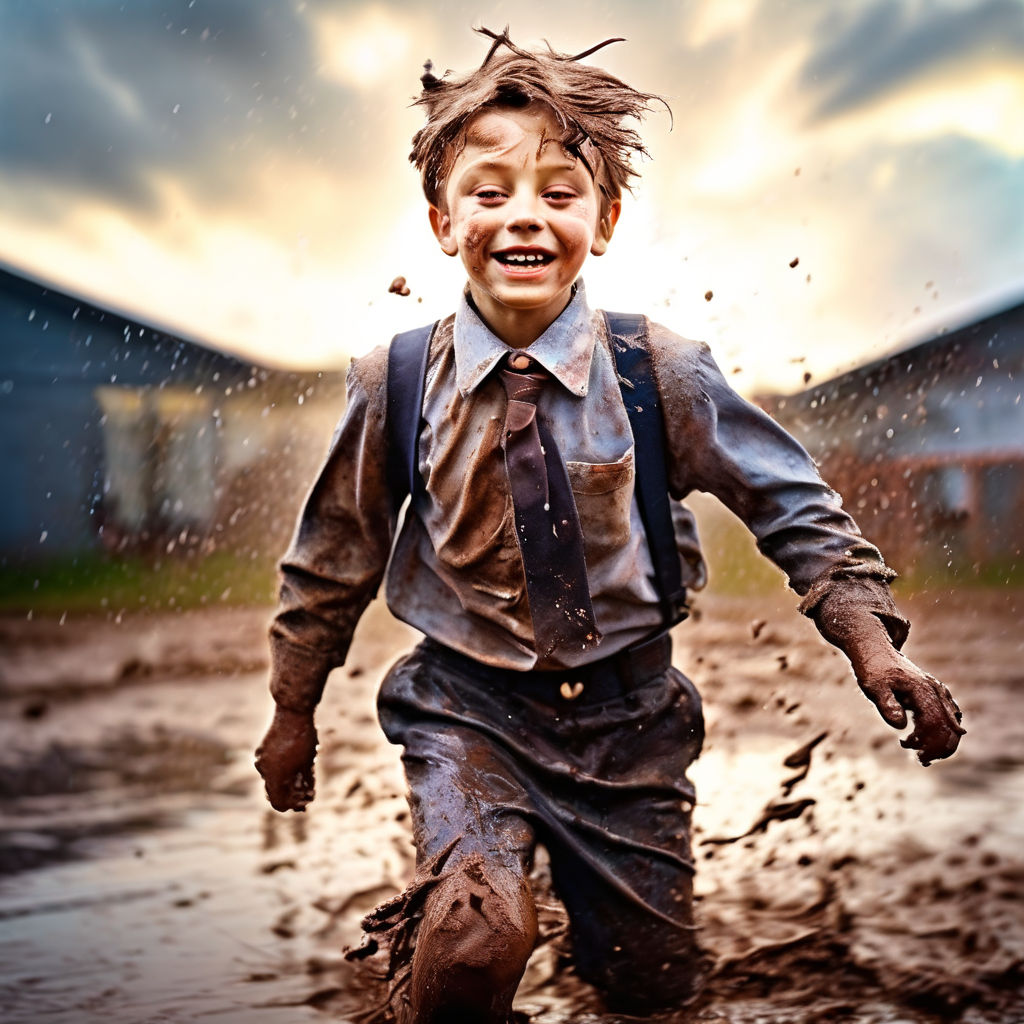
left=761, top=298, right=1024, bottom=580
left=0, top=264, right=345, bottom=565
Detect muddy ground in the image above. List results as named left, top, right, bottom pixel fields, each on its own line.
left=0, top=587, right=1021, bottom=1023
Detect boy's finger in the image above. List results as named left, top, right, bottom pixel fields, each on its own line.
left=863, top=684, right=907, bottom=728
left=916, top=679, right=966, bottom=738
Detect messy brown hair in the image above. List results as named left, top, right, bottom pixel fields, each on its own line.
left=410, top=26, right=668, bottom=209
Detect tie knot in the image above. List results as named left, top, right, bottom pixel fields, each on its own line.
left=506, top=352, right=535, bottom=373
left=500, top=352, right=547, bottom=404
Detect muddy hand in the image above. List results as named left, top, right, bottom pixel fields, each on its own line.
left=857, top=653, right=964, bottom=766
left=255, top=707, right=318, bottom=811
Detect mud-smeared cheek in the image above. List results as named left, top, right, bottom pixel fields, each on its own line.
left=462, top=222, right=489, bottom=257
left=459, top=224, right=490, bottom=276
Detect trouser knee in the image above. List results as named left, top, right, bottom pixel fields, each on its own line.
left=408, top=857, right=537, bottom=1023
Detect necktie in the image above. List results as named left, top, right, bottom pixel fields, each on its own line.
left=499, top=352, right=600, bottom=658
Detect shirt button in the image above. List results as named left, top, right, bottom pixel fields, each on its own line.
left=509, top=353, right=533, bottom=371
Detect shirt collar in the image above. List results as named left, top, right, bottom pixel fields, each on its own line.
left=453, top=281, right=596, bottom=398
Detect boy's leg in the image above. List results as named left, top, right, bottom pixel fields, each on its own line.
left=549, top=836, right=701, bottom=1012
left=543, top=664, right=706, bottom=1013
left=402, top=733, right=538, bottom=1023
left=376, top=647, right=540, bottom=1024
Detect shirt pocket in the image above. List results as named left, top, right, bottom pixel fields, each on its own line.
left=566, top=447, right=635, bottom=557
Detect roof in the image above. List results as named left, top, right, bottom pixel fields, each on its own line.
left=760, top=291, right=1024, bottom=407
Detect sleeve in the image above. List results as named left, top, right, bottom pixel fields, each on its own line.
left=647, top=323, right=909, bottom=645
left=267, top=346, right=396, bottom=712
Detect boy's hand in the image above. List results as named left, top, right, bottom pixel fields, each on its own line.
left=255, top=707, right=318, bottom=811
left=855, top=649, right=964, bottom=766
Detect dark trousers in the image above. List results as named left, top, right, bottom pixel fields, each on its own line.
left=375, top=633, right=706, bottom=1021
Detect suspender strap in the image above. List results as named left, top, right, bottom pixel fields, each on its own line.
left=604, top=311, right=689, bottom=625
left=385, top=321, right=437, bottom=513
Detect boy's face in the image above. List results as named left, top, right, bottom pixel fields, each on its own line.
left=429, top=103, right=620, bottom=345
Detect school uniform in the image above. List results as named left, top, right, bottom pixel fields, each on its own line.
left=268, top=281, right=907, bottom=1009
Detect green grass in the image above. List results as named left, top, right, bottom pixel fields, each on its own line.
left=0, top=549, right=278, bottom=615
left=687, top=493, right=790, bottom=598
left=891, top=557, right=1024, bottom=594
left=5, top=511, right=1016, bottom=618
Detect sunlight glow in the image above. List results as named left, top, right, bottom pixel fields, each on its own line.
left=314, top=6, right=415, bottom=88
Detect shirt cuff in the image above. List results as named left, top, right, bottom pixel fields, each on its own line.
left=798, top=563, right=910, bottom=651
left=268, top=636, right=337, bottom=714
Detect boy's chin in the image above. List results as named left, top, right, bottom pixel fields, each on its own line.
left=471, top=280, right=577, bottom=312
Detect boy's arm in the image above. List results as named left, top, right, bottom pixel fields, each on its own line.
left=649, top=326, right=963, bottom=764
left=256, top=348, right=396, bottom=810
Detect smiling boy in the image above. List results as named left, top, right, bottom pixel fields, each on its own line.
left=255, top=29, right=963, bottom=1024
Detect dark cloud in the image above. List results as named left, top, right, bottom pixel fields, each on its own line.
left=0, top=0, right=366, bottom=214
left=801, top=0, right=1024, bottom=122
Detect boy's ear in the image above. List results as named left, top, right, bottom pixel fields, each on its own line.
left=429, top=204, right=459, bottom=257
left=590, top=199, right=622, bottom=257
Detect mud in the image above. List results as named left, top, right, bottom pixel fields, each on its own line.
left=1, top=588, right=1022, bottom=1022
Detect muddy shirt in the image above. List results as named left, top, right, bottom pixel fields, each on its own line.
left=269, top=283, right=906, bottom=711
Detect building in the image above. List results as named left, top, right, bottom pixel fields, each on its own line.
left=0, top=264, right=345, bottom=566
left=761, top=298, right=1024, bottom=580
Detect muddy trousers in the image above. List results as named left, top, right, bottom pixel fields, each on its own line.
left=375, top=633, right=706, bottom=1022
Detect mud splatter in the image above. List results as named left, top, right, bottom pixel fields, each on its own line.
left=701, top=798, right=817, bottom=846
left=781, top=730, right=828, bottom=795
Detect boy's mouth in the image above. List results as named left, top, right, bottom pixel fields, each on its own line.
left=491, top=248, right=555, bottom=267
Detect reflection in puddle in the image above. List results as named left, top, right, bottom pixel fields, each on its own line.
left=0, top=728, right=232, bottom=873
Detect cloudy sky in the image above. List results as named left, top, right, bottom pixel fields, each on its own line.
left=2, top=0, right=1022, bottom=392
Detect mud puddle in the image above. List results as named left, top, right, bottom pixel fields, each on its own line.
left=0, top=592, right=1022, bottom=1022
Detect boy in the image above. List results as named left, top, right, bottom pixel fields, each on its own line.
left=255, top=28, right=964, bottom=1023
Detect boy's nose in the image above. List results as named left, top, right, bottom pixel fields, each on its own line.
left=504, top=197, right=543, bottom=232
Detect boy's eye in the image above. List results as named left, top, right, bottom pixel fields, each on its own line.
left=543, top=189, right=576, bottom=203
left=473, top=189, right=506, bottom=202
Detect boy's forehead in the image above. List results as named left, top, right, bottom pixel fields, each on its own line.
left=460, top=105, right=569, bottom=162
